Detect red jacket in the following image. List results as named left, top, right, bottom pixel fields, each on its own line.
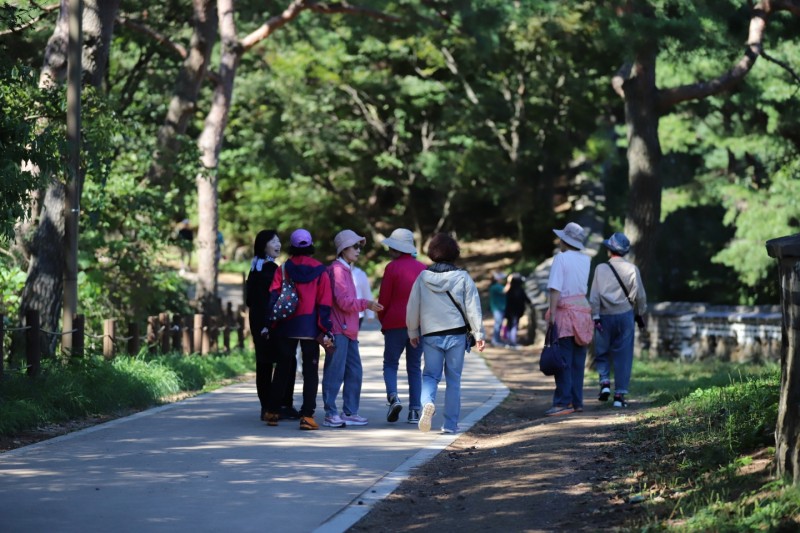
left=377, top=254, right=427, bottom=331
left=267, top=255, right=332, bottom=339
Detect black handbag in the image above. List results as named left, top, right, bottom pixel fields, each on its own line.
left=539, top=323, right=566, bottom=376
left=445, top=291, right=477, bottom=348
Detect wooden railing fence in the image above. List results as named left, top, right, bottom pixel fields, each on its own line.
left=0, top=300, right=251, bottom=378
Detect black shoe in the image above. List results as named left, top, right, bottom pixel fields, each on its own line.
left=386, top=396, right=402, bottom=423
left=279, top=405, right=301, bottom=420
left=613, top=394, right=627, bottom=408
left=598, top=382, right=611, bottom=402
left=407, top=409, right=420, bottom=424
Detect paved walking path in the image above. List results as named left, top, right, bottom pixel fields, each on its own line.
left=0, top=322, right=507, bottom=533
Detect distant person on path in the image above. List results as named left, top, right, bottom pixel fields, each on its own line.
left=263, top=229, right=333, bottom=430
left=377, top=228, right=427, bottom=424
left=544, top=222, right=593, bottom=417
left=176, top=219, right=193, bottom=273
left=407, top=233, right=486, bottom=434
left=323, top=230, right=384, bottom=428
left=488, top=272, right=507, bottom=347
left=352, top=265, right=374, bottom=327
left=589, top=232, right=647, bottom=408
left=503, top=272, right=532, bottom=348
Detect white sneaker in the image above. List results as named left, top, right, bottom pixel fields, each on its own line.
left=341, top=413, right=368, bottom=426
left=322, top=414, right=346, bottom=428
left=418, top=402, right=435, bottom=433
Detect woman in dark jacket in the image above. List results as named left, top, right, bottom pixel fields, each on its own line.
left=246, top=229, right=295, bottom=422
left=503, top=273, right=532, bottom=347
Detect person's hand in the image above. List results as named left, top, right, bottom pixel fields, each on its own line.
left=368, top=301, right=384, bottom=312
left=260, top=327, right=269, bottom=339
left=594, top=319, right=603, bottom=333
left=409, top=336, right=420, bottom=348
left=476, top=339, right=486, bottom=352
left=322, top=333, right=334, bottom=348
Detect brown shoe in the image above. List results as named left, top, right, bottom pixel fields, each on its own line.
left=265, top=413, right=279, bottom=426
left=299, top=416, right=319, bottom=430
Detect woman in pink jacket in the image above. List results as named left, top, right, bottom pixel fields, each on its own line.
left=322, top=230, right=383, bottom=427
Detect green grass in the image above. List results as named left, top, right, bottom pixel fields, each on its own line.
left=0, top=349, right=256, bottom=436
left=615, top=359, right=800, bottom=531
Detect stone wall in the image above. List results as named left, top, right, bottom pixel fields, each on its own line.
left=640, top=302, right=782, bottom=363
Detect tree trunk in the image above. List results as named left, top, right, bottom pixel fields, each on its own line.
left=622, top=51, right=661, bottom=284
left=194, top=0, right=239, bottom=313
left=148, top=0, right=217, bottom=191
left=16, top=183, right=66, bottom=356
left=17, top=0, right=120, bottom=355
left=766, top=234, right=800, bottom=485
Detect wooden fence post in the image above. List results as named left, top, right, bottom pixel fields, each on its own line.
left=201, top=314, right=211, bottom=355
left=193, top=314, right=204, bottom=355
left=238, top=304, right=247, bottom=350
left=159, top=312, right=170, bottom=353
left=25, top=309, right=40, bottom=377
left=222, top=302, right=233, bottom=353
left=147, top=315, right=159, bottom=354
left=181, top=314, right=192, bottom=355
left=103, top=318, right=116, bottom=359
left=73, top=314, right=84, bottom=358
left=171, top=314, right=182, bottom=352
left=127, top=322, right=140, bottom=355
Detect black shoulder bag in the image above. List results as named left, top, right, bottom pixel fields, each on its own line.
left=606, top=263, right=646, bottom=329
left=445, top=291, right=477, bottom=348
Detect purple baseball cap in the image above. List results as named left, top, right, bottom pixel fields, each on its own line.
left=290, top=228, right=313, bottom=248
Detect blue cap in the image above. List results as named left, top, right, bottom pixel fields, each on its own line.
left=603, top=232, right=630, bottom=256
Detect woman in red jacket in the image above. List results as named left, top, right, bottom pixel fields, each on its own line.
left=377, top=228, right=427, bottom=424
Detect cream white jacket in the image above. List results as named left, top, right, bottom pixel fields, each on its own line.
left=406, top=263, right=485, bottom=340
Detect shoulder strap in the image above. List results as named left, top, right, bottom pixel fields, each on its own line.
left=445, top=290, right=470, bottom=331
left=606, top=262, right=633, bottom=305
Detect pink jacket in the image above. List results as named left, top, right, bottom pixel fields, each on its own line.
left=328, top=259, right=370, bottom=340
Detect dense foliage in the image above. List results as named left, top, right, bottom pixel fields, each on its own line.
left=1, top=0, right=798, bottom=331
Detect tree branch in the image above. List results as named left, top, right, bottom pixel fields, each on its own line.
left=656, top=1, right=800, bottom=112
left=240, top=0, right=400, bottom=53
left=117, top=15, right=188, bottom=59
left=762, top=48, right=800, bottom=85
left=0, top=3, right=59, bottom=36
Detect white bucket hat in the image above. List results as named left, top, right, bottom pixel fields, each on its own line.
left=382, top=228, right=417, bottom=255
left=553, top=222, right=586, bottom=250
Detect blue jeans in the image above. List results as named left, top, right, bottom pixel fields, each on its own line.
left=505, top=316, right=520, bottom=345
left=382, top=328, right=423, bottom=410
left=420, top=334, right=467, bottom=432
left=552, top=336, right=587, bottom=408
left=594, top=310, right=635, bottom=394
left=322, top=334, right=363, bottom=417
left=491, top=310, right=504, bottom=345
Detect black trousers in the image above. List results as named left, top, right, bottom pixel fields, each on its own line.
left=253, top=333, right=295, bottom=415
left=269, top=338, right=319, bottom=417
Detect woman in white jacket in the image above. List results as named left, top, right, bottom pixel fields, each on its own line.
left=407, top=233, right=486, bottom=434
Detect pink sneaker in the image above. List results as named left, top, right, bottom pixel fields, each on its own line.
left=322, top=414, right=346, bottom=428
left=340, top=413, right=368, bottom=426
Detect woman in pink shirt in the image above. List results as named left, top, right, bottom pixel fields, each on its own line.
left=322, top=230, right=383, bottom=427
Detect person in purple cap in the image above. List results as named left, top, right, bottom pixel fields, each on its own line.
left=323, top=229, right=384, bottom=427
left=589, top=232, right=647, bottom=408
left=263, top=229, right=333, bottom=430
